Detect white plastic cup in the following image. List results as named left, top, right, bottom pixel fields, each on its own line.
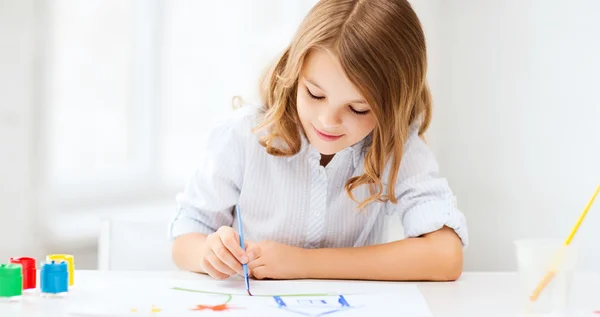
left=514, top=239, right=578, bottom=316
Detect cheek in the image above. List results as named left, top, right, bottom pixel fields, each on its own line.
left=296, top=95, right=316, bottom=121
left=345, top=115, right=376, bottom=135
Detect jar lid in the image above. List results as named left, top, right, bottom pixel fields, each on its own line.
left=42, top=260, right=67, bottom=273
left=0, top=263, right=22, bottom=277
left=9, top=257, right=36, bottom=270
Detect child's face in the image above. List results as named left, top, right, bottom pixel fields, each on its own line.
left=296, top=48, right=376, bottom=156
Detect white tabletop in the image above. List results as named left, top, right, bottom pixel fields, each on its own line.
left=1, top=270, right=599, bottom=317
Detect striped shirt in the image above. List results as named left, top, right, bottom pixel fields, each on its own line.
left=168, top=105, right=468, bottom=248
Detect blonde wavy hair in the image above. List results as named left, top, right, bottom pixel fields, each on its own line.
left=252, top=0, right=432, bottom=209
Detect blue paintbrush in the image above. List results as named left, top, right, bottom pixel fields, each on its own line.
left=235, top=204, right=252, bottom=296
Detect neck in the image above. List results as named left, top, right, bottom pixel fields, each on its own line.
left=320, top=154, right=334, bottom=167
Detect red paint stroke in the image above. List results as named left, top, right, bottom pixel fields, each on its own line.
left=191, top=304, right=239, bottom=312
left=593, top=310, right=600, bottom=315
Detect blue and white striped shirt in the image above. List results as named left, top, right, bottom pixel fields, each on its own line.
left=169, top=105, right=468, bottom=248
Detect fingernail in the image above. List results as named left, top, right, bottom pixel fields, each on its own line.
left=247, top=252, right=254, bottom=262
left=240, top=256, right=248, bottom=264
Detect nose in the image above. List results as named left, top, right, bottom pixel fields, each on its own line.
left=318, top=108, right=342, bottom=129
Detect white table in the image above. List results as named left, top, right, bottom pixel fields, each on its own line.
left=1, top=271, right=599, bottom=317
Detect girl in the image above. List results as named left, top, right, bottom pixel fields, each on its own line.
left=170, top=0, right=468, bottom=282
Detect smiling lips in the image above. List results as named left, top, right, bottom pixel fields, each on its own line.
left=313, top=125, right=343, bottom=141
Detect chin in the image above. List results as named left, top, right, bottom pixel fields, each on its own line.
left=311, top=142, right=344, bottom=155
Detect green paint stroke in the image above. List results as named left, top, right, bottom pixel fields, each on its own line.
left=171, top=286, right=331, bottom=298
left=171, top=287, right=233, bottom=304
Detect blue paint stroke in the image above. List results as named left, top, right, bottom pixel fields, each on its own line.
left=274, top=296, right=287, bottom=308
left=272, top=295, right=354, bottom=317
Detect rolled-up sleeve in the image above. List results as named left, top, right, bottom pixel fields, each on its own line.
left=387, top=123, right=469, bottom=247
left=168, top=111, right=248, bottom=240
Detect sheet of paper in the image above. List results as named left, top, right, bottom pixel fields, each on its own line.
left=68, top=277, right=432, bottom=317
left=69, top=292, right=431, bottom=317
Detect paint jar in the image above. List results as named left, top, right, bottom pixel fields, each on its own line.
left=0, top=263, right=22, bottom=302
left=40, top=260, right=68, bottom=298
left=514, top=239, right=578, bottom=316
left=9, top=257, right=36, bottom=292
left=46, top=254, right=74, bottom=287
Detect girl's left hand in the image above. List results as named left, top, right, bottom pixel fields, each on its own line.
left=245, top=240, right=309, bottom=280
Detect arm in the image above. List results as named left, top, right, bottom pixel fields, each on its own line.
left=299, top=123, right=468, bottom=281
left=169, top=108, right=255, bottom=272
left=171, top=233, right=209, bottom=273
left=172, top=229, right=251, bottom=279
left=303, top=226, right=463, bottom=281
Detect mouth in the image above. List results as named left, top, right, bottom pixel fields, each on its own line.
left=313, top=125, right=343, bottom=142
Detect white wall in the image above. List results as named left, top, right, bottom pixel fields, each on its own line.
left=0, top=0, right=39, bottom=260
left=433, top=1, right=600, bottom=271
left=2, top=0, right=598, bottom=272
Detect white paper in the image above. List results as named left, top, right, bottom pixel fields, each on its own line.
left=68, top=277, right=432, bottom=317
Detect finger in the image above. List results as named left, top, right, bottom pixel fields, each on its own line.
left=247, top=251, right=263, bottom=272
left=247, top=257, right=259, bottom=271
left=252, top=265, right=268, bottom=280
left=206, top=252, right=237, bottom=276
left=219, top=228, right=248, bottom=264
left=201, top=256, right=230, bottom=280
left=219, top=229, right=248, bottom=264
left=212, top=240, right=243, bottom=274
left=243, top=239, right=256, bottom=249
left=245, top=242, right=261, bottom=262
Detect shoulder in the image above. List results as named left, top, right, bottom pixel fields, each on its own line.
left=210, top=104, right=264, bottom=135
left=205, top=104, right=266, bottom=145
left=401, top=120, right=439, bottom=169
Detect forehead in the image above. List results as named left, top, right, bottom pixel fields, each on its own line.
left=300, top=48, right=363, bottom=99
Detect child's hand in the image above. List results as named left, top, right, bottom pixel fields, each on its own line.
left=246, top=240, right=308, bottom=280
left=200, top=226, right=249, bottom=280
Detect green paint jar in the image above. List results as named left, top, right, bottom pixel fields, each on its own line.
left=0, top=263, right=23, bottom=301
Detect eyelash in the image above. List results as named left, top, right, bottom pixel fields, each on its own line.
left=305, top=87, right=370, bottom=116
left=305, top=87, right=325, bottom=100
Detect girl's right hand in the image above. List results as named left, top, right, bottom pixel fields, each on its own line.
left=200, top=226, right=249, bottom=280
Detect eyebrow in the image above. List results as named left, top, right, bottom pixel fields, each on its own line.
left=304, top=78, right=367, bottom=105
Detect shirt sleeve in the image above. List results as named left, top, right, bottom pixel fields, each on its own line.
left=386, top=123, right=469, bottom=247
left=168, top=108, right=252, bottom=240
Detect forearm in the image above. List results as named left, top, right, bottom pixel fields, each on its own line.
left=304, top=227, right=463, bottom=281
left=171, top=233, right=209, bottom=273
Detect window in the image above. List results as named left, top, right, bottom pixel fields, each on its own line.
left=41, top=0, right=317, bottom=209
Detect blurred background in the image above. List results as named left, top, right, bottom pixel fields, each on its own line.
left=0, top=0, right=598, bottom=271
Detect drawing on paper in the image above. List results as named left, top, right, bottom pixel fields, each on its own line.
left=191, top=304, right=235, bottom=311
left=171, top=287, right=242, bottom=312
left=129, top=305, right=162, bottom=313
left=172, top=286, right=358, bottom=316
left=272, top=295, right=354, bottom=317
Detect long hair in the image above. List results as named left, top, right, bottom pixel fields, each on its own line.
left=253, top=0, right=432, bottom=209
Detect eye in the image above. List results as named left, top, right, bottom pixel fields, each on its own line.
left=305, top=87, right=325, bottom=100
left=349, top=106, right=370, bottom=115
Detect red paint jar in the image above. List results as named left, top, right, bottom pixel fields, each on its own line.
left=9, top=257, right=36, bottom=290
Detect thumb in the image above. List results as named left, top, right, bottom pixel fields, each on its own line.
left=245, top=241, right=261, bottom=262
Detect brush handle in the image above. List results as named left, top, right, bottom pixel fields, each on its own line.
left=235, top=205, right=250, bottom=293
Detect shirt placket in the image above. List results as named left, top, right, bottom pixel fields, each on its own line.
left=304, top=164, right=328, bottom=249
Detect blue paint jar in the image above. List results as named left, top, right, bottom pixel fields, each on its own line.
left=40, top=260, right=68, bottom=297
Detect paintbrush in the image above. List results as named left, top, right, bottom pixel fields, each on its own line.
left=529, top=185, right=600, bottom=301
left=236, top=204, right=252, bottom=296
